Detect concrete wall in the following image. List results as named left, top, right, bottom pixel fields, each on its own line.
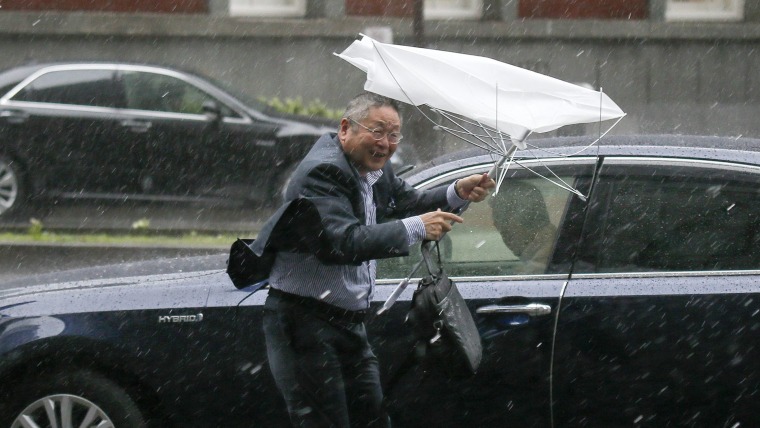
left=1, top=11, right=759, bottom=159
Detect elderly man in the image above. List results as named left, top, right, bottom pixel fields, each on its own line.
left=253, top=92, right=494, bottom=427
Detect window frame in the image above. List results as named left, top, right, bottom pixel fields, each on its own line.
left=376, top=157, right=594, bottom=282
left=665, top=0, right=745, bottom=22
left=424, top=0, right=482, bottom=19
left=17, top=70, right=117, bottom=107
left=228, top=0, right=306, bottom=17
left=577, top=156, right=760, bottom=275
left=115, top=67, right=245, bottom=120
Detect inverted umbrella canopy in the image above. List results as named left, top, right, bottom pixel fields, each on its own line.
left=337, top=36, right=627, bottom=315
left=335, top=35, right=626, bottom=148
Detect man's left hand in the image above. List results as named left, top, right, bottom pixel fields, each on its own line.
left=456, top=173, right=496, bottom=202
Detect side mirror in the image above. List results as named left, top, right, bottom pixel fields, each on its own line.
left=202, top=100, right=222, bottom=122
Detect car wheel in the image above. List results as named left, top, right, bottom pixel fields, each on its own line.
left=5, top=369, right=146, bottom=428
left=0, top=154, right=24, bottom=217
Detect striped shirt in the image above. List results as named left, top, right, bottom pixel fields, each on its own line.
left=268, top=169, right=466, bottom=311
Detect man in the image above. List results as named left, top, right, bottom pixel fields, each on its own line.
left=254, top=92, right=494, bottom=427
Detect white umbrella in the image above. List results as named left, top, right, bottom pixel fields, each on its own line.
left=335, top=35, right=625, bottom=151
left=337, top=36, right=627, bottom=315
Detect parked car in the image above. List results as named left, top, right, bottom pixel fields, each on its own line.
left=0, top=62, right=338, bottom=218
left=2, top=135, right=759, bottom=427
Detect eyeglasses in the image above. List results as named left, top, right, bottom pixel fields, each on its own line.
left=348, top=118, right=403, bottom=145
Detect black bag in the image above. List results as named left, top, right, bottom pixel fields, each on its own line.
left=406, top=242, right=482, bottom=377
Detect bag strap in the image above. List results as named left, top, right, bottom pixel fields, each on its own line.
left=420, top=240, right=444, bottom=277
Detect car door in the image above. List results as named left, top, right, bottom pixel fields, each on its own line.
left=118, top=68, right=280, bottom=201
left=1, top=67, right=134, bottom=194
left=119, top=69, right=218, bottom=197
left=553, top=156, right=760, bottom=426
left=372, top=158, right=595, bottom=427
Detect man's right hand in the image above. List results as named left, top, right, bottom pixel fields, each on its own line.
left=420, top=209, right=463, bottom=241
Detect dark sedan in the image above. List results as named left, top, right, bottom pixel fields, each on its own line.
left=0, top=63, right=336, bottom=218
left=1, top=135, right=759, bottom=427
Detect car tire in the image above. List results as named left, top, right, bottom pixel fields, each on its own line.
left=0, top=154, right=25, bottom=218
left=3, top=369, right=147, bottom=428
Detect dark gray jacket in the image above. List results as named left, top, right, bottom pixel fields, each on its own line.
left=247, top=133, right=451, bottom=280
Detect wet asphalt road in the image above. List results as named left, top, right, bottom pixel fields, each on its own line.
left=0, top=202, right=274, bottom=286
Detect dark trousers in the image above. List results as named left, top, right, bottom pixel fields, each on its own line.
left=263, top=292, right=391, bottom=428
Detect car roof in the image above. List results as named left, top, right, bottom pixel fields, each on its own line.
left=405, top=134, right=760, bottom=182
left=0, top=64, right=47, bottom=90
left=0, top=61, right=204, bottom=77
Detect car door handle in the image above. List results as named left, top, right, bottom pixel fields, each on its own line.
left=0, top=109, right=29, bottom=124
left=121, top=119, right=152, bottom=133
left=476, top=303, right=552, bottom=317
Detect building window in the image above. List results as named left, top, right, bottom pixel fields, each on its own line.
left=665, top=0, right=744, bottom=21
left=518, top=0, right=648, bottom=19
left=425, top=0, right=482, bottom=19
left=229, top=0, right=306, bottom=17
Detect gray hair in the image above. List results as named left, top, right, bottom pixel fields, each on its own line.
left=343, top=92, right=402, bottom=125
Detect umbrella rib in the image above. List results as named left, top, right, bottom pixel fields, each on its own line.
left=434, top=109, right=511, bottom=155
left=523, top=116, right=624, bottom=157
left=434, top=110, right=505, bottom=154
left=432, top=123, right=498, bottom=153
left=512, top=157, right=587, bottom=200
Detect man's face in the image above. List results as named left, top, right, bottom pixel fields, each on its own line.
left=339, top=105, right=400, bottom=175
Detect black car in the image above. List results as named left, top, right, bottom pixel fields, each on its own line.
left=1, top=135, right=759, bottom=427
left=0, top=63, right=337, bottom=218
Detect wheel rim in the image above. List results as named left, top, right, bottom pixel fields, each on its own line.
left=12, top=394, right=115, bottom=428
left=0, top=158, right=19, bottom=215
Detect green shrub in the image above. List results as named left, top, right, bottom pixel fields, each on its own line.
left=28, top=218, right=44, bottom=240
left=260, top=96, right=342, bottom=120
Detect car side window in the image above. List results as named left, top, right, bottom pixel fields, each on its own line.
left=376, top=163, right=587, bottom=279
left=577, top=160, right=760, bottom=273
left=121, top=71, right=220, bottom=115
left=443, top=176, right=574, bottom=277
left=11, top=69, right=121, bottom=107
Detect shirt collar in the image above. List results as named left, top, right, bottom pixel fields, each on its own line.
left=365, top=169, right=383, bottom=187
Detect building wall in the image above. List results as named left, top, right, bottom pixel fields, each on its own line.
left=0, top=10, right=758, bottom=159
left=0, top=0, right=207, bottom=13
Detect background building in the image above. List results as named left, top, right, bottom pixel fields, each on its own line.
left=1, top=0, right=758, bottom=158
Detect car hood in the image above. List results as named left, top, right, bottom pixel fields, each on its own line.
left=252, top=108, right=337, bottom=138
left=0, top=270, right=225, bottom=318
left=0, top=255, right=250, bottom=318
